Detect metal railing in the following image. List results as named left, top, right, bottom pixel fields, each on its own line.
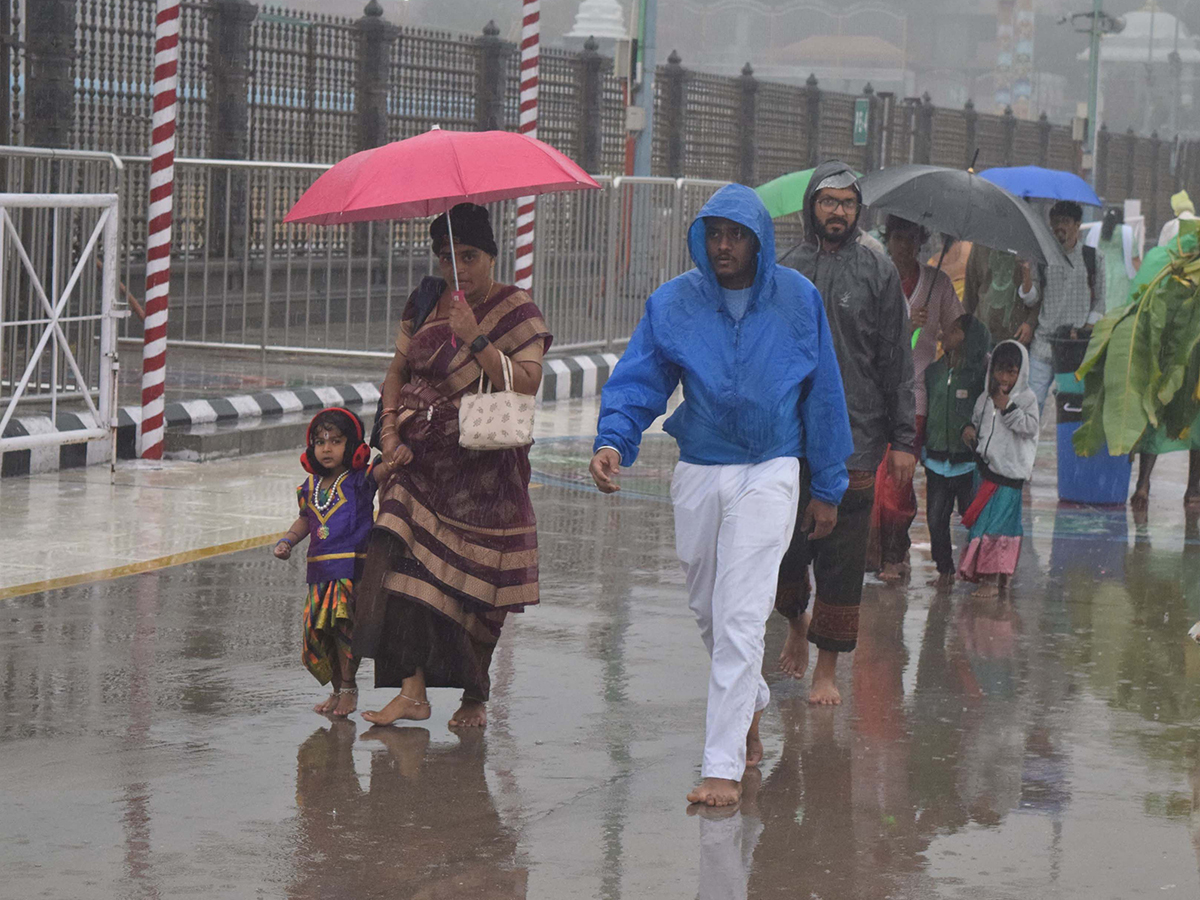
left=0, top=146, right=727, bottom=360
left=0, top=191, right=122, bottom=458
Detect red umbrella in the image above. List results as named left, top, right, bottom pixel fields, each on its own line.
left=284, top=128, right=600, bottom=345
left=283, top=127, right=600, bottom=225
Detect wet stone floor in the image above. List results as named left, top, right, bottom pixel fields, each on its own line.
left=4, top=434, right=1200, bottom=898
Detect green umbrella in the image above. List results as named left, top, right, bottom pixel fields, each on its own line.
left=755, top=168, right=861, bottom=219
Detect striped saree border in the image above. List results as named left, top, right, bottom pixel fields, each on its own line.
left=381, top=572, right=500, bottom=645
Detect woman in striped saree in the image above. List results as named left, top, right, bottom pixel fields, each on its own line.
left=356, top=204, right=552, bottom=728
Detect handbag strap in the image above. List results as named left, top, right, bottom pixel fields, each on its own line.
left=474, top=352, right=514, bottom=395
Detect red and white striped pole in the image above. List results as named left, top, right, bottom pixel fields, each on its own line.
left=140, top=0, right=180, bottom=459
left=514, top=0, right=539, bottom=291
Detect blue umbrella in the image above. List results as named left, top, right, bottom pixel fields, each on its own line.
left=978, top=165, right=1102, bottom=207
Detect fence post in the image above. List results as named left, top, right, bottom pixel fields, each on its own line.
left=209, top=0, right=257, bottom=258
left=963, top=99, right=977, bottom=167
left=915, top=92, right=933, bottom=164
left=661, top=50, right=686, bottom=178
left=1096, top=123, right=1109, bottom=196
left=579, top=36, right=603, bottom=173
left=24, top=0, right=76, bottom=147
left=1150, top=132, right=1161, bottom=236
left=210, top=0, right=257, bottom=160
left=1038, top=111, right=1051, bottom=166
left=737, top=63, right=758, bottom=184
left=1125, top=127, right=1137, bottom=200
left=356, top=0, right=398, bottom=151
left=805, top=73, right=821, bottom=167
left=1002, top=105, right=1016, bottom=166
left=861, top=83, right=878, bottom=172
left=476, top=20, right=511, bottom=131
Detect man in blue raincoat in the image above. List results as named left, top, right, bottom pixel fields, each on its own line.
left=588, top=184, right=853, bottom=808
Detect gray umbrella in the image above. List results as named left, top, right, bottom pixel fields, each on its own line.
left=859, top=164, right=1067, bottom=266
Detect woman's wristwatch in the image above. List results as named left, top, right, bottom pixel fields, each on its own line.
left=469, top=334, right=490, bottom=355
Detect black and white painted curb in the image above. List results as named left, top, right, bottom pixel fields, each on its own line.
left=0, top=411, right=112, bottom=478
left=1, top=352, right=623, bottom=477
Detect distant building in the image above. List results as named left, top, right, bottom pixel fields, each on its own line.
left=1078, top=2, right=1200, bottom=139
left=654, top=0, right=1082, bottom=122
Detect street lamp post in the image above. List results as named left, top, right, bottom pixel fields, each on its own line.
left=633, top=0, right=657, bottom=176
left=1066, top=1, right=1124, bottom=187
left=1085, top=0, right=1103, bottom=187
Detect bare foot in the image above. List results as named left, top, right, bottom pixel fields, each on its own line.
left=971, top=581, right=1000, bottom=599
left=313, top=692, right=339, bottom=715
left=808, top=649, right=842, bottom=706
left=1131, top=486, right=1150, bottom=510
left=687, top=777, right=741, bottom=808
left=361, top=692, right=431, bottom=725
left=745, top=709, right=764, bottom=769
left=449, top=699, right=487, bottom=728
left=927, top=572, right=956, bottom=590
left=879, top=561, right=906, bottom=583
left=332, top=689, right=357, bottom=718
left=779, top=611, right=811, bottom=679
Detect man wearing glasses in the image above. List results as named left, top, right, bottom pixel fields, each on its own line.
left=775, top=160, right=917, bottom=705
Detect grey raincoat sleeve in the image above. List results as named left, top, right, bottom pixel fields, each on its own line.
left=879, top=264, right=917, bottom=456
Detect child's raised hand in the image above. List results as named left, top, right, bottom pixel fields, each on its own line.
left=274, top=540, right=292, bottom=560
left=387, top=443, right=414, bottom=468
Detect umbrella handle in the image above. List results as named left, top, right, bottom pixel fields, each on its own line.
left=444, top=207, right=463, bottom=347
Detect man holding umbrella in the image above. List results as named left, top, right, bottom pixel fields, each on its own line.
left=589, top=184, right=853, bottom=806
left=776, top=160, right=917, bottom=706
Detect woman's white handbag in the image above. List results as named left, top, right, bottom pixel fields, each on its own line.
left=458, top=353, right=535, bottom=450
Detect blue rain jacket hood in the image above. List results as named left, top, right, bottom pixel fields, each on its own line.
left=594, top=183, right=854, bottom=504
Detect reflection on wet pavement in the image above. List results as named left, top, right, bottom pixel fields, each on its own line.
left=3, top=434, right=1200, bottom=897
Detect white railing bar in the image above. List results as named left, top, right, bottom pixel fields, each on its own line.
left=0, top=428, right=108, bottom=453
left=0, top=193, right=119, bottom=209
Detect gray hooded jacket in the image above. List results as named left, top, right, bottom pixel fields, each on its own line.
left=972, top=339, right=1039, bottom=483
left=785, top=160, right=917, bottom=472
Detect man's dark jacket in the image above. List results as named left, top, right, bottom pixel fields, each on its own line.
left=784, top=159, right=917, bottom=472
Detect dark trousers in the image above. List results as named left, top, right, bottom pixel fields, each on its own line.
left=925, top=469, right=975, bottom=574
left=776, top=466, right=875, bottom=653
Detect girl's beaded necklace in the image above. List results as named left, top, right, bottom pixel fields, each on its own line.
left=313, top=470, right=349, bottom=539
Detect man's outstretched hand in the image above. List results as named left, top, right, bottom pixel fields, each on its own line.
left=590, top=448, right=622, bottom=493
left=802, top=498, right=838, bottom=540
left=887, top=449, right=917, bottom=489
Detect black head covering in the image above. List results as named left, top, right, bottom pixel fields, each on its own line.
left=430, top=203, right=498, bottom=258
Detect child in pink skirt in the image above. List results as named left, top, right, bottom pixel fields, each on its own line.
left=958, top=340, right=1039, bottom=597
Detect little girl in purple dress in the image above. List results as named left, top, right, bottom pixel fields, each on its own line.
left=274, top=408, right=399, bottom=717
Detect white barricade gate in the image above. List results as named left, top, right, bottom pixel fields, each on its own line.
left=0, top=193, right=123, bottom=467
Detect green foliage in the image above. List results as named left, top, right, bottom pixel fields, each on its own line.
left=1074, top=237, right=1200, bottom=457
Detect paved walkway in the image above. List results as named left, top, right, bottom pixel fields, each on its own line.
left=4, top=399, right=1200, bottom=898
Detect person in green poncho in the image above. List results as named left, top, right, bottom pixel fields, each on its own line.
left=1128, top=230, right=1200, bottom=511
left=1085, top=208, right=1141, bottom=314
left=963, top=243, right=1037, bottom=347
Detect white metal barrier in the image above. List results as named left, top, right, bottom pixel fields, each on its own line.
left=0, top=147, right=733, bottom=363
left=0, top=193, right=123, bottom=460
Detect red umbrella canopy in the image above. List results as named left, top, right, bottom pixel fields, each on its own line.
left=284, top=128, right=600, bottom=225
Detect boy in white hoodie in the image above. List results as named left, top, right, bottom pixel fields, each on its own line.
left=958, top=340, right=1039, bottom=597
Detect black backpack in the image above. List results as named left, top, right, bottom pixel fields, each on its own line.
left=368, top=277, right=445, bottom=450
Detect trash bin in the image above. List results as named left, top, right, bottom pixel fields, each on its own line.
left=1055, top=393, right=1132, bottom=504
left=1050, top=332, right=1089, bottom=396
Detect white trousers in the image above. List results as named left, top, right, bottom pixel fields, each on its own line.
left=671, top=457, right=800, bottom=781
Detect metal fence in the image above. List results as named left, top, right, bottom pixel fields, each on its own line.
left=0, top=145, right=731, bottom=361
left=5, top=0, right=1198, bottom=239
left=0, top=187, right=122, bottom=458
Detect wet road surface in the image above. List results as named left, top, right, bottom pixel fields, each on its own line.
left=4, top=434, right=1200, bottom=898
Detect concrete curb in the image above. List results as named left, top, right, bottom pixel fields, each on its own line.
left=1, top=352, right=621, bottom=476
